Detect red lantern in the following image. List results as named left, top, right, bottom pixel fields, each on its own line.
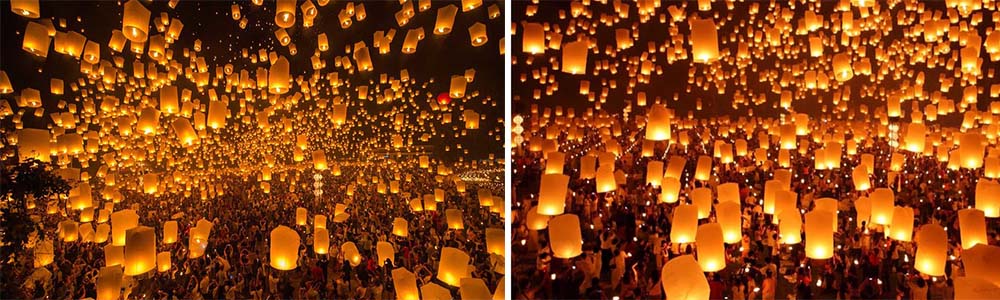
left=437, top=93, right=451, bottom=106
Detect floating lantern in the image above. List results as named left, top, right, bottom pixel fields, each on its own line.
left=645, top=104, right=672, bottom=141
left=274, top=0, right=295, bottom=28
left=671, top=204, right=699, bottom=243
left=914, top=224, right=947, bottom=276
left=694, top=155, right=712, bottom=181
left=689, top=18, right=719, bottom=63
left=716, top=202, right=742, bottom=244
left=437, top=247, right=470, bottom=286
left=392, top=268, right=420, bottom=300
left=889, top=206, right=914, bottom=242
left=537, top=173, right=569, bottom=215
left=661, top=255, right=710, bottom=299
left=805, top=211, right=833, bottom=259
left=434, top=5, right=458, bottom=34
left=342, top=242, right=362, bottom=266
left=778, top=210, right=801, bottom=244
left=270, top=225, right=300, bottom=270
left=460, top=278, right=492, bottom=300
left=959, top=209, right=988, bottom=249
left=561, top=40, right=588, bottom=74
left=97, top=266, right=123, bottom=300
left=870, top=188, right=895, bottom=225
left=157, top=251, right=170, bottom=272
left=377, top=242, right=394, bottom=266
left=445, top=209, right=464, bottom=229
left=123, top=0, right=150, bottom=42
left=314, top=227, right=329, bottom=254
left=163, top=220, right=177, bottom=244
left=123, top=226, right=156, bottom=276
left=392, top=218, right=409, bottom=237
left=110, top=209, right=138, bottom=246
left=696, top=223, right=725, bottom=272
left=549, top=214, right=582, bottom=258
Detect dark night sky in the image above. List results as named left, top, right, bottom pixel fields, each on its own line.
left=0, top=0, right=505, bottom=163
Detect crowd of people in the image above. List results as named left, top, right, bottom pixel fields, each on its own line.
left=512, top=120, right=997, bottom=299
left=12, top=162, right=504, bottom=299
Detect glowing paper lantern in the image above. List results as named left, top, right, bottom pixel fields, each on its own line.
left=961, top=133, right=985, bottom=169
left=274, top=0, right=295, bottom=28
left=959, top=209, right=988, bottom=249
left=460, top=278, right=492, bottom=300
left=269, top=225, right=300, bottom=270
left=537, top=173, right=569, bottom=215
left=295, top=207, right=307, bottom=226
left=804, top=211, right=833, bottom=259
left=312, top=150, right=328, bottom=170
left=312, top=227, right=330, bottom=254
left=716, top=202, right=742, bottom=244
left=392, top=268, right=420, bottom=300
left=485, top=228, right=504, bottom=255
left=376, top=241, right=394, bottom=266
left=97, top=266, right=123, bottom=300
left=914, top=224, right=947, bottom=276
left=561, top=40, right=588, bottom=74
left=696, top=223, right=725, bottom=272
left=870, top=188, right=895, bottom=225
left=671, top=204, right=698, bottom=244
left=163, top=221, right=177, bottom=244
left=157, top=251, right=170, bottom=272
left=342, top=242, right=362, bottom=267
left=549, top=214, right=582, bottom=258
left=905, top=123, right=926, bottom=152
left=445, top=209, right=464, bottom=229
left=660, top=176, right=680, bottom=203
left=977, top=179, right=1000, bottom=217
left=392, top=218, right=409, bottom=237
left=852, top=166, right=870, bottom=191
left=122, top=0, right=150, bottom=42
left=33, top=240, right=53, bottom=267
left=646, top=161, right=664, bottom=187
left=689, top=18, right=719, bottom=63
left=521, top=22, right=545, bottom=54
left=268, top=56, right=291, bottom=94
left=22, top=21, right=50, bottom=58
left=110, top=209, right=138, bottom=246
left=661, top=255, right=710, bottom=300
left=646, top=104, right=672, bottom=141
left=434, top=4, right=458, bottom=34
left=11, top=0, right=40, bottom=18
left=123, top=226, right=156, bottom=276
left=526, top=207, right=550, bottom=230
left=889, top=206, right=914, bottom=242
left=962, top=244, right=1000, bottom=286
left=778, top=210, right=802, bottom=244
left=694, top=155, right=712, bottom=181
left=437, top=247, right=470, bottom=286
left=595, top=166, right=617, bottom=193
left=691, top=187, right=712, bottom=219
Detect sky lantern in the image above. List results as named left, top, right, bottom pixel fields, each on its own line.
left=445, top=209, right=464, bottom=229
left=889, top=206, right=914, bottom=242
left=976, top=180, right=1000, bottom=217
left=392, top=268, right=420, bottom=300
left=915, top=224, right=947, bottom=276
left=157, top=252, right=171, bottom=272
left=468, top=22, right=487, bottom=46
left=660, top=176, right=680, bottom=203
left=959, top=209, right=988, bottom=249
left=661, top=255, right=710, bottom=300
left=33, top=240, right=53, bottom=267
left=537, top=173, right=568, bottom=215
left=123, top=226, right=156, bottom=276
left=595, top=166, right=617, bottom=193
left=645, top=104, right=672, bottom=141
left=696, top=223, right=725, bottom=272
left=671, top=204, right=699, bottom=244
left=694, top=155, right=712, bottom=181
left=314, top=227, right=330, bottom=254
left=22, top=21, right=50, bottom=58
left=392, top=218, right=409, bottom=237
left=691, top=187, right=712, bottom=219
left=163, top=221, right=177, bottom=244
left=434, top=4, right=458, bottom=34
left=961, top=133, right=985, bottom=169
left=11, top=0, right=40, bottom=18
left=805, top=211, right=834, bottom=259
left=778, top=210, right=801, bottom=244
left=549, top=214, right=582, bottom=258
left=274, top=0, right=295, bottom=28
left=268, top=56, right=291, bottom=94
left=833, top=53, right=853, bottom=81
left=689, top=18, right=719, bottom=63
left=870, top=188, right=895, bottom=225
left=545, top=152, right=565, bottom=174
left=110, top=209, right=138, bottom=246
left=122, top=0, right=150, bottom=42
left=270, top=226, right=299, bottom=270
left=376, top=242, right=395, bottom=266
left=716, top=202, right=742, bottom=244
left=646, top=161, right=664, bottom=187
left=437, top=247, right=470, bottom=286
left=522, top=23, right=545, bottom=54
left=561, top=40, right=588, bottom=74
left=961, top=244, right=1000, bottom=287
left=460, top=278, right=493, bottom=300
left=904, top=123, right=926, bottom=153
left=97, top=266, right=123, bottom=300
left=852, top=166, right=870, bottom=191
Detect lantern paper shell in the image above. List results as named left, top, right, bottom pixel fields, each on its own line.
left=296, top=207, right=307, bottom=226
left=805, top=210, right=833, bottom=259
left=696, top=223, right=725, bottom=272
left=959, top=209, right=988, bottom=249
left=661, top=255, right=710, bottom=299
left=486, top=228, right=504, bottom=255
left=392, top=268, right=420, bottom=300
left=538, top=173, right=569, bottom=215
left=778, top=210, right=802, bottom=244
left=694, top=155, right=712, bottom=181
left=270, top=225, right=300, bottom=270
left=645, top=104, right=672, bottom=141
left=392, top=218, right=409, bottom=237
left=123, top=226, right=156, bottom=276
left=526, top=207, right=550, bottom=230
left=691, top=187, right=712, bottom=219
left=376, top=241, right=395, bottom=266
left=314, top=228, right=330, bottom=254
left=11, top=0, right=40, bottom=18
left=646, top=161, right=664, bottom=187
left=122, top=0, right=150, bottom=42
left=445, top=209, right=464, bottom=229
left=163, top=220, right=178, bottom=244
left=595, top=166, right=617, bottom=193
left=460, top=278, right=492, bottom=300
left=889, top=206, right=914, bottom=242
left=110, top=209, right=138, bottom=246
left=97, top=266, right=123, bottom=300
left=561, top=40, right=588, bottom=74
left=342, top=242, right=362, bottom=267
left=689, top=18, right=719, bottom=63
left=157, top=251, right=170, bottom=272
left=437, top=247, right=470, bottom=286
left=870, top=188, right=895, bottom=225
left=33, top=240, right=54, bottom=267
left=961, top=244, right=1000, bottom=287
left=914, top=224, right=947, bottom=276
left=421, top=282, right=452, bottom=300
left=549, top=214, right=582, bottom=258
left=671, top=205, right=699, bottom=244
left=660, top=176, right=681, bottom=203
left=976, top=179, right=1000, bottom=217
left=716, top=202, right=742, bottom=244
